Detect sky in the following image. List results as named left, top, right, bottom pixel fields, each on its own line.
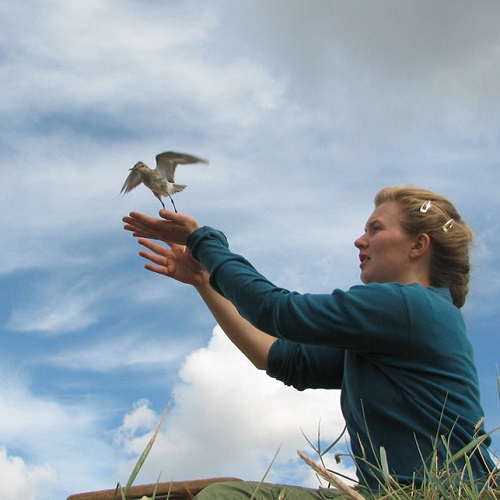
left=0, top=0, right=499, bottom=498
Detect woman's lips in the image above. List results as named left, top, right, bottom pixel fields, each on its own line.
left=359, top=254, right=369, bottom=268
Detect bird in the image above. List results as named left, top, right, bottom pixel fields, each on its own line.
left=120, top=151, right=208, bottom=212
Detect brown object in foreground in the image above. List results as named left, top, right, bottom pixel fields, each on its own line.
left=67, top=477, right=242, bottom=500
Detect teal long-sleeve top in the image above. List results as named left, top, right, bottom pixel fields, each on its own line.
left=187, top=226, right=495, bottom=489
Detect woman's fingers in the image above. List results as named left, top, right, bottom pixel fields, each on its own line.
left=138, top=238, right=168, bottom=255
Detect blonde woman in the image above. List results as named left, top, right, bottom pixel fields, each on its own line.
left=123, top=186, right=495, bottom=497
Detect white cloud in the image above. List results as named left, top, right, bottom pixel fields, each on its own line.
left=115, top=399, right=160, bottom=453
left=45, top=334, right=192, bottom=373
left=1, top=0, right=282, bottom=133
left=7, top=277, right=100, bottom=335
left=221, top=1, right=500, bottom=103
left=114, top=326, right=354, bottom=487
left=0, top=448, right=57, bottom=500
left=0, top=1, right=286, bottom=279
left=0, top=368, right=120, bottom=499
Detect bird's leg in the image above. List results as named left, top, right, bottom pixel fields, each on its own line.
left=169, top=196, right=178, bottom=213
left=155, top=193, right=166, bottom=209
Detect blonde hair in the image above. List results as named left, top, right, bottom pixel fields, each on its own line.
left=374, top=185, right=473, bottom=308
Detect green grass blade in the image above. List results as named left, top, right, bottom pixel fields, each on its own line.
left=112, top=482, right=126, bottom=500
left=165, top=480, right=173, bottom=500
left=444, top=427, right=498, bottom=466
left=124, top=395, right=174, bottom=493
left=379, top=446, right=391, bottom=488
left=249, top=444, right=282, bottom=500
left=112, top=483, right=119, bottom=500
left=464, top=454, right=478, bottom=497
left=151, top=472, right=162, bottom=500
left=426, top=472, right=450, bottom=498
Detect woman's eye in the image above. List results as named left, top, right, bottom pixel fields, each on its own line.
left=365, top=224, right=382, bottom=234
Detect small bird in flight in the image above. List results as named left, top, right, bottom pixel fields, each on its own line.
left=120, top=151, right=208, bottom=212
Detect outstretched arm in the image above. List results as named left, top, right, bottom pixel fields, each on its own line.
left=136, top=238, right=277, bottom=370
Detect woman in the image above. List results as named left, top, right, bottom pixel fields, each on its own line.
left=123, top=185, right=495, bottom=497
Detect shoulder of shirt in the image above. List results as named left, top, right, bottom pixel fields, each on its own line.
left=347, top=282, right=452, bottom=302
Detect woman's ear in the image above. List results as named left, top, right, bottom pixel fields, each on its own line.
left=410, top=233, right=431, bottom=259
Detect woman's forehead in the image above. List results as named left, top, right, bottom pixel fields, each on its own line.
left=367, top=201, right=402, bottom=224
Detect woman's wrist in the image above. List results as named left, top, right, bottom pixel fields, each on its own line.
left=194, top=269, right=211, bottom=292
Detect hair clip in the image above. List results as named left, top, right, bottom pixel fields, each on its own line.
left=443, top=218, right=455, bottom=232
left=420, top=200, right=432, bottom=213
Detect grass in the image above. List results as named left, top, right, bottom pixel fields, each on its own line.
left=299, top=421, right=499, bottom=499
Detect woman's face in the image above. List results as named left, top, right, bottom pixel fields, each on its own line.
left=354, top=201, right=419, bottom=285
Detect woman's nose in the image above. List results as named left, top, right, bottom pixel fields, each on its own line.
left=354, top=234, right=367, bottom=249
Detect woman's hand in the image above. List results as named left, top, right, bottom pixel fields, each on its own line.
left=138, top=238, right=209, bottom=288
left=123, top=210, right=201, bottom=245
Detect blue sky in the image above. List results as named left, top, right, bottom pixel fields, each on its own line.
left=1, top=1, right=499, bottom=498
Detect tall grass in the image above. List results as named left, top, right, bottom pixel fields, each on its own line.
left=299, top=422, right=499, bottom=499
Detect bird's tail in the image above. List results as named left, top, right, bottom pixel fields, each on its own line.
left=171, top=184, right=187, bottom=194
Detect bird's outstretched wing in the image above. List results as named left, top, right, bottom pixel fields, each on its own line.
left=120, top=165, right=143, bottom=194
left=155, top=151, right=208, bottom=182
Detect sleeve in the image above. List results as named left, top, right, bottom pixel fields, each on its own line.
left=267, top=339, right=345, bottom=391
left=188, top=226, right=411, bottom=353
